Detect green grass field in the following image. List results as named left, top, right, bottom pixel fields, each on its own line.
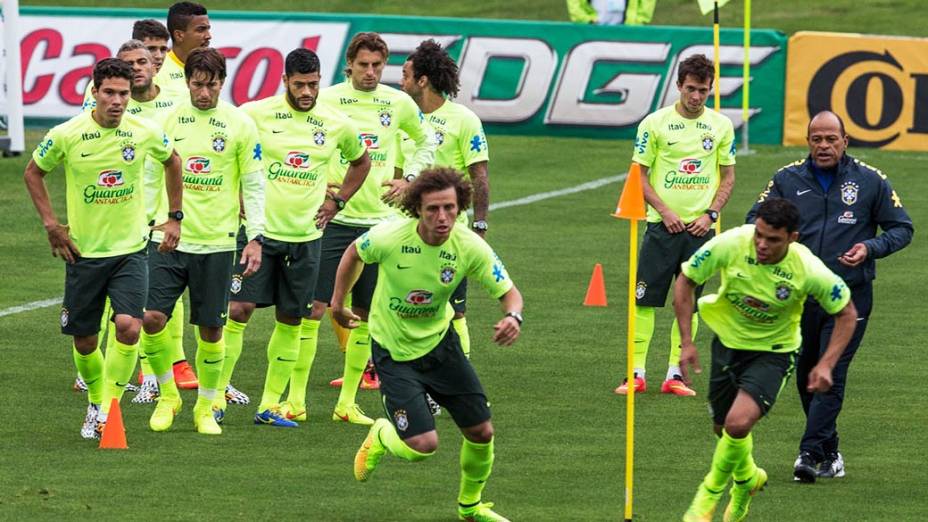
left=3, top=1, right=928, bottom=520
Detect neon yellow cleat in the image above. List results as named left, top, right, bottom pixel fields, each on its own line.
left=333, top=403, right=374, bottom=425
left=281, top=401, right=307, bottom=422
left=724, top=468, right=767, bottom=522
left=683, top=481, right=724, bottom=522
left=149, top=396, right=182, bottom=432
left=458, top=502, right=511, bottom=522
left=354, top=418, right=388, bottom=482
left=193, top=406, right=223, bottom=435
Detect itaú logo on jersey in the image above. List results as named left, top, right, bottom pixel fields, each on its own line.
left=284, top=151, right=310, bottom=169
left=678, top=158, right=704, bottom=174
left=97, top=169, right=124, bottom=187
left=359, top=133, right=380, bottom=149
left=185, top=156, right=212, bottom=174
left=405, top=290, right=433, bottom=305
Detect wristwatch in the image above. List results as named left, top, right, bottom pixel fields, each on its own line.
left=168, top=210, right=184, bottom=221
left=252, top=234, right=265, bottom=245
left=505, top=311, right=523, bottom=325
left=403, top=173, right=416, bottom=183
left=471, top=220, right=488, bottom=232
left=331, top=194, right=347, bottom=210
left=705, top=209, right=719, bottom=223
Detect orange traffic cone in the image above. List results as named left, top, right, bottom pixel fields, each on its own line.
left=584, top=263, right=608, bottom=307
left=612, top=163, right=647, bottom=220
left=99, top=398, right=128, bottom=450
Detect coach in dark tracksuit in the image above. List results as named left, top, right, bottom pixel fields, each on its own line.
left=746, top=111, right=913, bottom=483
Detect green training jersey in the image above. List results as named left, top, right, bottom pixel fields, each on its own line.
left=632, top=104, right=736, bottom=223
left=319, top=80, right=434, bottom=227
left=398, top=99, right=489, bottom=225
left=32, top=110, right=172, bottom=257
left=241, top=95, right=364, bottom=243
left=153, top=51, right=189, bottom=103
left=82, top=87, right=179, bottom=222
left=356, top=218, right=513, bottom=361
left=681, top=225, right=850, bottom=352
left=164, top=100, right=264, bottom=251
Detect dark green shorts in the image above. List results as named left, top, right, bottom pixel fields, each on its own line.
left=450, top=278, right=467, bottom=314
left=314, top=222, right=378, bottom=310
left=636, top=222, right=713, bottom=307
left=708, top=337, right=797, bottom=426
left=372, top=327, right=491, bottom=439
left=61, top=249, right=147, bottom=336
left=230, top=235, right=322, bottom=318
left=146, top=242, right=234, bottom=327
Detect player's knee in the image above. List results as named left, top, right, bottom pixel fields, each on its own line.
left=453, top=311, right=465, bottom=320
left=143, top=310, right=167, bottom=334
left=723, top=417, right=753, bottom=438
left=199, top=326, right=223, bottom=343
left=229, top=301, right=255, bottom=323
left=405, top=432, right=439, bottom=455
left=72, top=335, right=97, bottom=354
left=463, top=421, right=494, bottom=444
left=114, top=316, right=141, bottom=344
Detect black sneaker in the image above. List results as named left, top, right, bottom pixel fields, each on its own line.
left=817, top=452, right=845, bottom=478
left=793, top=451, right=818, bottom=483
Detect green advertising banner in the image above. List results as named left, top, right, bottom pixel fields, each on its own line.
left=16, top=7, right=787, bottom=143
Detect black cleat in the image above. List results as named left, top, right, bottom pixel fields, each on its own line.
left=793, top=452, right=818, bottom=483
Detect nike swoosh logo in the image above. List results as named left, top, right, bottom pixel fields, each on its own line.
left=797, top=189, right=812, bottom=196
left=453, top=299, right=465, bottom=304
left=174, top=137, right=185, bottom=142
left=80, top=152, right=92, bottom=157
left=276, top=357, right=297, bottom=362
left=272, top=130, right=284, bottom=134
left=667, top=141, right=679, bottom=146
left=220, top=312, right=228, bottom=319
left=204, top=358, right=224, bottom=364
left=735, top=272, right=748, bottom=279
left=397, top=265, right=411, bottom=270
left=115, top=381, right=128, bottom=387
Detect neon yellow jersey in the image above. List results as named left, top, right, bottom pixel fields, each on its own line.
left=32, top=111, right=172, bottom=258
left=241, top=95, right=364, bottom=243
left=632, top=104, right=736, bottom=223
left=397, top=99, right=488, bottom=225
left=164, top=100, right=263, bottom=249
left=682, top=225, right=851, bottom=352
left=319, top=80, right=432, bottom=226
left=357, top=218, right=513, bottom=361
left=153, top=51, right=189, bottom=103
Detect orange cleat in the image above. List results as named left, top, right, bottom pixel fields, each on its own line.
left=329, top=376, right=344, bottom=388
left=173, top=361, right=199, bottom=389
left=614, top=375, right=646, bottom=395
left=137, top=369, right=144, bottom=385
left=661, top=377, right=697, bottom=396
left=360, top=369, right=380, bottom=390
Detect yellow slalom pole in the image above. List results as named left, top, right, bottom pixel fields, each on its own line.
left=712, top=1, right=722, bottom=235
left=741, top=0, right=751, bottom=154
left=624, top=218, right=638, bottom=522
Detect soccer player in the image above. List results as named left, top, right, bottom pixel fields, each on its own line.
left=339, top=168, right=522, bottom=522
left=676, top=198, right=857, bottom=522
left=24, top=58, right=182, bottom=439
left=140, top=48, right=264, bottom=436
left=157, top=2, right=211, bottom=102
left=616, top=53, right=736, bottom=397
left=217, top=48, right=371, bottom=427
left=309, top=32, right=435, bottom=425
left=399, top=39, right=490, bottom=361
left=747, top=111, right=913, bottom=482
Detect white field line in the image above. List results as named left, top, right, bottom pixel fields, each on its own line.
left=0, top=172, right=628, bottom=319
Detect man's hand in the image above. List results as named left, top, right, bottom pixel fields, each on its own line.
left=678, top=341, right=702, bottom=385
left=332, top=306, right=361, bottom=329
left=807, top=363, right=834, bottom=393
left=326, top=182, right=342, bottom=199
left=151, top=220, right=180, bottom=252
left=381, top=179, right=409, bottom=205
left=492, top=316, right=521, bottom=346
left=685, top=214, right=714, bottom=237
left=46, top=223, right=80, bottom=263
left=660, top=208, right=685, bottom=234
left=838, top=242, right=868, bottom=267
left=315, top=199, right=339, bottom=230
left=239, top=240, right=262, bottom=277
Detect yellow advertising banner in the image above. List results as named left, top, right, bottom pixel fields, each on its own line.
left=784, top=31, right=928, bottom=151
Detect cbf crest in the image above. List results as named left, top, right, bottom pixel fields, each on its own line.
left=211, top=132, right=227, bottom=153
left=775, top=283, right=792, bottom=301
left=434, top=130, right=445, bottom=145
left=313, top=130, right=326, bottom=146
left=440, top=265, right=456, bottom=285
left=120, top=140, right=136, bottom=163
left=840, top=181, right=859, bottom=205
left=394, top=409, right=409, bottom=431
left=379, top=110, right=392, bottom=127
left=636, top=282, right=647, bottom=300
left=701, top=133, right=715, bottom=152
left=230, top=274, right=243, bottom=294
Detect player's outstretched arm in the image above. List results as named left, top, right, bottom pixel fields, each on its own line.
left=24, top=159, right=80, bottom=263
left=807, top=301, right=858, bottom=393
left=673, top=274, right=701, bottom=383
left=492, top=286, right=523, bottom=347
left=331, top=243, right=365, bottom=329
